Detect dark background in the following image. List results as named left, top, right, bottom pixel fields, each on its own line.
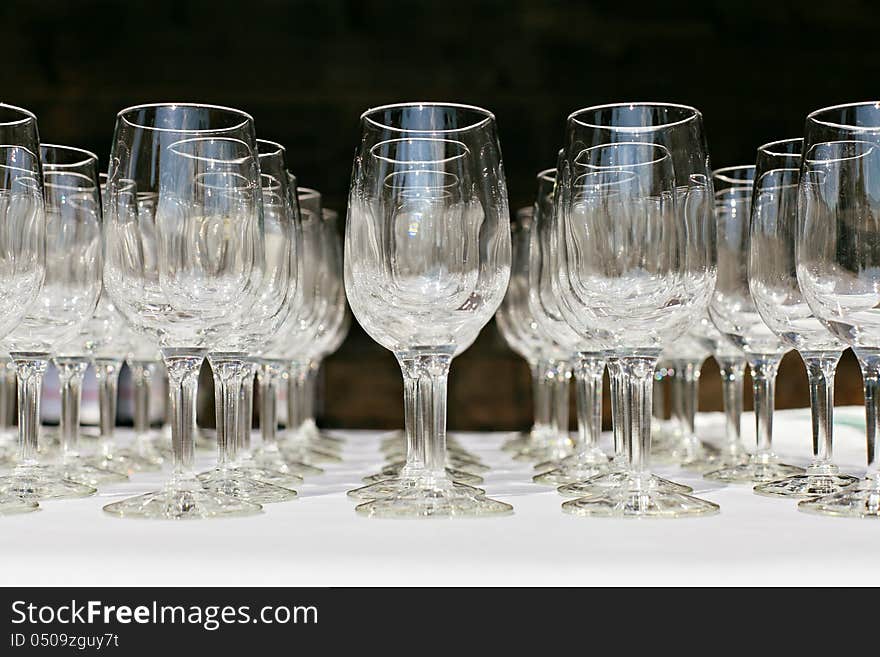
left=6, top=0, right=874, bottom=430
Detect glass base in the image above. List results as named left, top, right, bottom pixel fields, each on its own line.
left=103, top=478, right=263, bottom=519
left=557, top=471, right=693, bottom=498
left=250, top=447, right=316, bottom=479
left=233, top=458, right=304, bottom=488
left=534, top=460, right=611, bottom=486
left=501, top=431, right=528, bottom=453
left=55, top=460, right=129, bottom=486
left=280, top=443, right=342, bottom=464
left=534, top=447, right=608, bottom=472
left=562, top=484, right=720, bottom=519
left=362, top=465, right=482, bottom=486
left=0, top=495, right=39, bottom=515
left=198, top=468, right=298, bottom=504
left=354, top=479, right=512, bottom=518
left=704, top=455, right=804, bottom=484
left=754, top=472, right=859, bottom=498
left=348, top=476, right=484, bottom=501
left=0, top=465, right=96, bottom=500
left=82, top=450, right=162, bottom=474
left=797, top=478, right=880, bottom=518
left=513, top=435, right=574, bottom=463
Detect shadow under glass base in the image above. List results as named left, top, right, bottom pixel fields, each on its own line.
left=103, top=477, right=263, bottom=519
left=557, top=470, right=693, bottom=498
left=348, top=475, right=484, bottom=501
left=797, top=477, right=880, bottom=518
left=562, top=484, right=720, bottom=519
left=0, top=465, right=96, bottom=500
left=704, top=455, right=804, bottom=484
left=198, top=467, right=298, bottom=504
left=354, top=478, right=512, bottom=518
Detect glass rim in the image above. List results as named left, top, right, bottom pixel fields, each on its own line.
left=360, top=102, right=495, bottom=134
left=369, top=137, right=469, bottom=164
left=297, top=186, right=321, bottom=201
left=166, top=136, right=254, bottom=164
left=256, top=139, right=285, bottom=157
left=712, top=164, right=755, bottom=185
left=40, top=143, right=98, bottom=169
left=574, top=141, right=671, bottom=169
left=537, top=167, right=557, bottom=183
left=806, top=101, right=880, bottom=131
left=0, top=103, right=38, bottom=128
left=117, top=102, right=254, bottom=135
left=567, top=102, right=701, bottom=132
left=758, top=137, right=803, bottom=159
left=804, top=139, right=876, bottom=165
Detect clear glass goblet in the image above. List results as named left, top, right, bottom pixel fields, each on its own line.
left=705, top=165, right=803, bottom=484
left=101, top=103, right=267, bottom=519
left=345, top=105, right=513, bottom=517
left=749, top=137, right=857, bottom=497
left=552, top=105, right=719, bottom=518
left=795, top=105, right=880, bottom=517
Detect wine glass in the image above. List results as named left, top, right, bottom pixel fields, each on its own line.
left=553, top=104, right=719, bottom=518
left=705, top=165, right=803, bottom=483
left=345, top=104, right=512, bottom=517
left=749, top=137, right=857, bottom=497
left=526, top=169, right=609, bottom=485
left=101, top=103, right=265, bottom=519
left=199, top=138, right=301, bottom=503
left=0, top=143, right=104, bottom=501
left=795, top=102, right=880, bottom=517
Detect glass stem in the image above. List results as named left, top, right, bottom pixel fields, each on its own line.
left=258, top=360, right=284, bottom=450
left=747, top=355, right=781, bottom=460
left=803, top=351, right=842, bottom=468
left=93, top=358, right=122, bottom=458
left=286, top=361, right=307, bottom=434
left=237, top=364, right=256, bottom=457
left=532, top=357, right=551, bottom=433
left=397, top=355, right=424, bottom=476
left=55, top=358, right=88, bottom=463
left=549, top=359, right=570, bottom=441
left=855, top=349, right=880, bottom=486
left=404, top=353, right=453, bottom=483
left=208, top=355, right=247, bottom=470
left=606, top=358, right=626, bottom=463
left=573, top=354, right=605, bottom=458
left=162, top=350, right=206, bottom=481
left=652, top=368, right=667, bottom=421
left=717, top=355, right=746, bottom=455
left=304, top=359, right=318, bottom=425
left=130, top=361, right=155, bottom=438
left=11, top=355, right=48, bottom=468
left=679, top=359, right=701, bottom=439
left=614, top=355, right=659, bottom=481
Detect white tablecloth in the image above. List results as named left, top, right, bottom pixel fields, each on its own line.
left=1, top=407, right=877, bottom=587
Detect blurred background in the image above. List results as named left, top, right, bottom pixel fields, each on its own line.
left=7, top=0, right=878, bottom=430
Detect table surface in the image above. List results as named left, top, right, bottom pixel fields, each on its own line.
left=1, top=406, right=877, bottom=587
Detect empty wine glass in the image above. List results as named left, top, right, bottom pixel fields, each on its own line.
left=0, top=143, right=107, bottom=501
left=199, top=138, right=301, bottom=504
left=495, top=202, right=574, bottom=465
left=705, top=165, right=803, bottom=483
left=553, top=104, right=719, bottom=518
left=345, top=104, right=512, bottom=517
left=749, top=137, right=857, bottom=498
left=795, top=103, right=880, bottom=517
left=526, top=169, right=609, bottom=485
left=102, top=103, right=265, bottom=519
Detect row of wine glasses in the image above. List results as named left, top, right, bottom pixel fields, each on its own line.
left=495, top=100, right=880, bottom=519
left=0, top=102, right=348, bottom=519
